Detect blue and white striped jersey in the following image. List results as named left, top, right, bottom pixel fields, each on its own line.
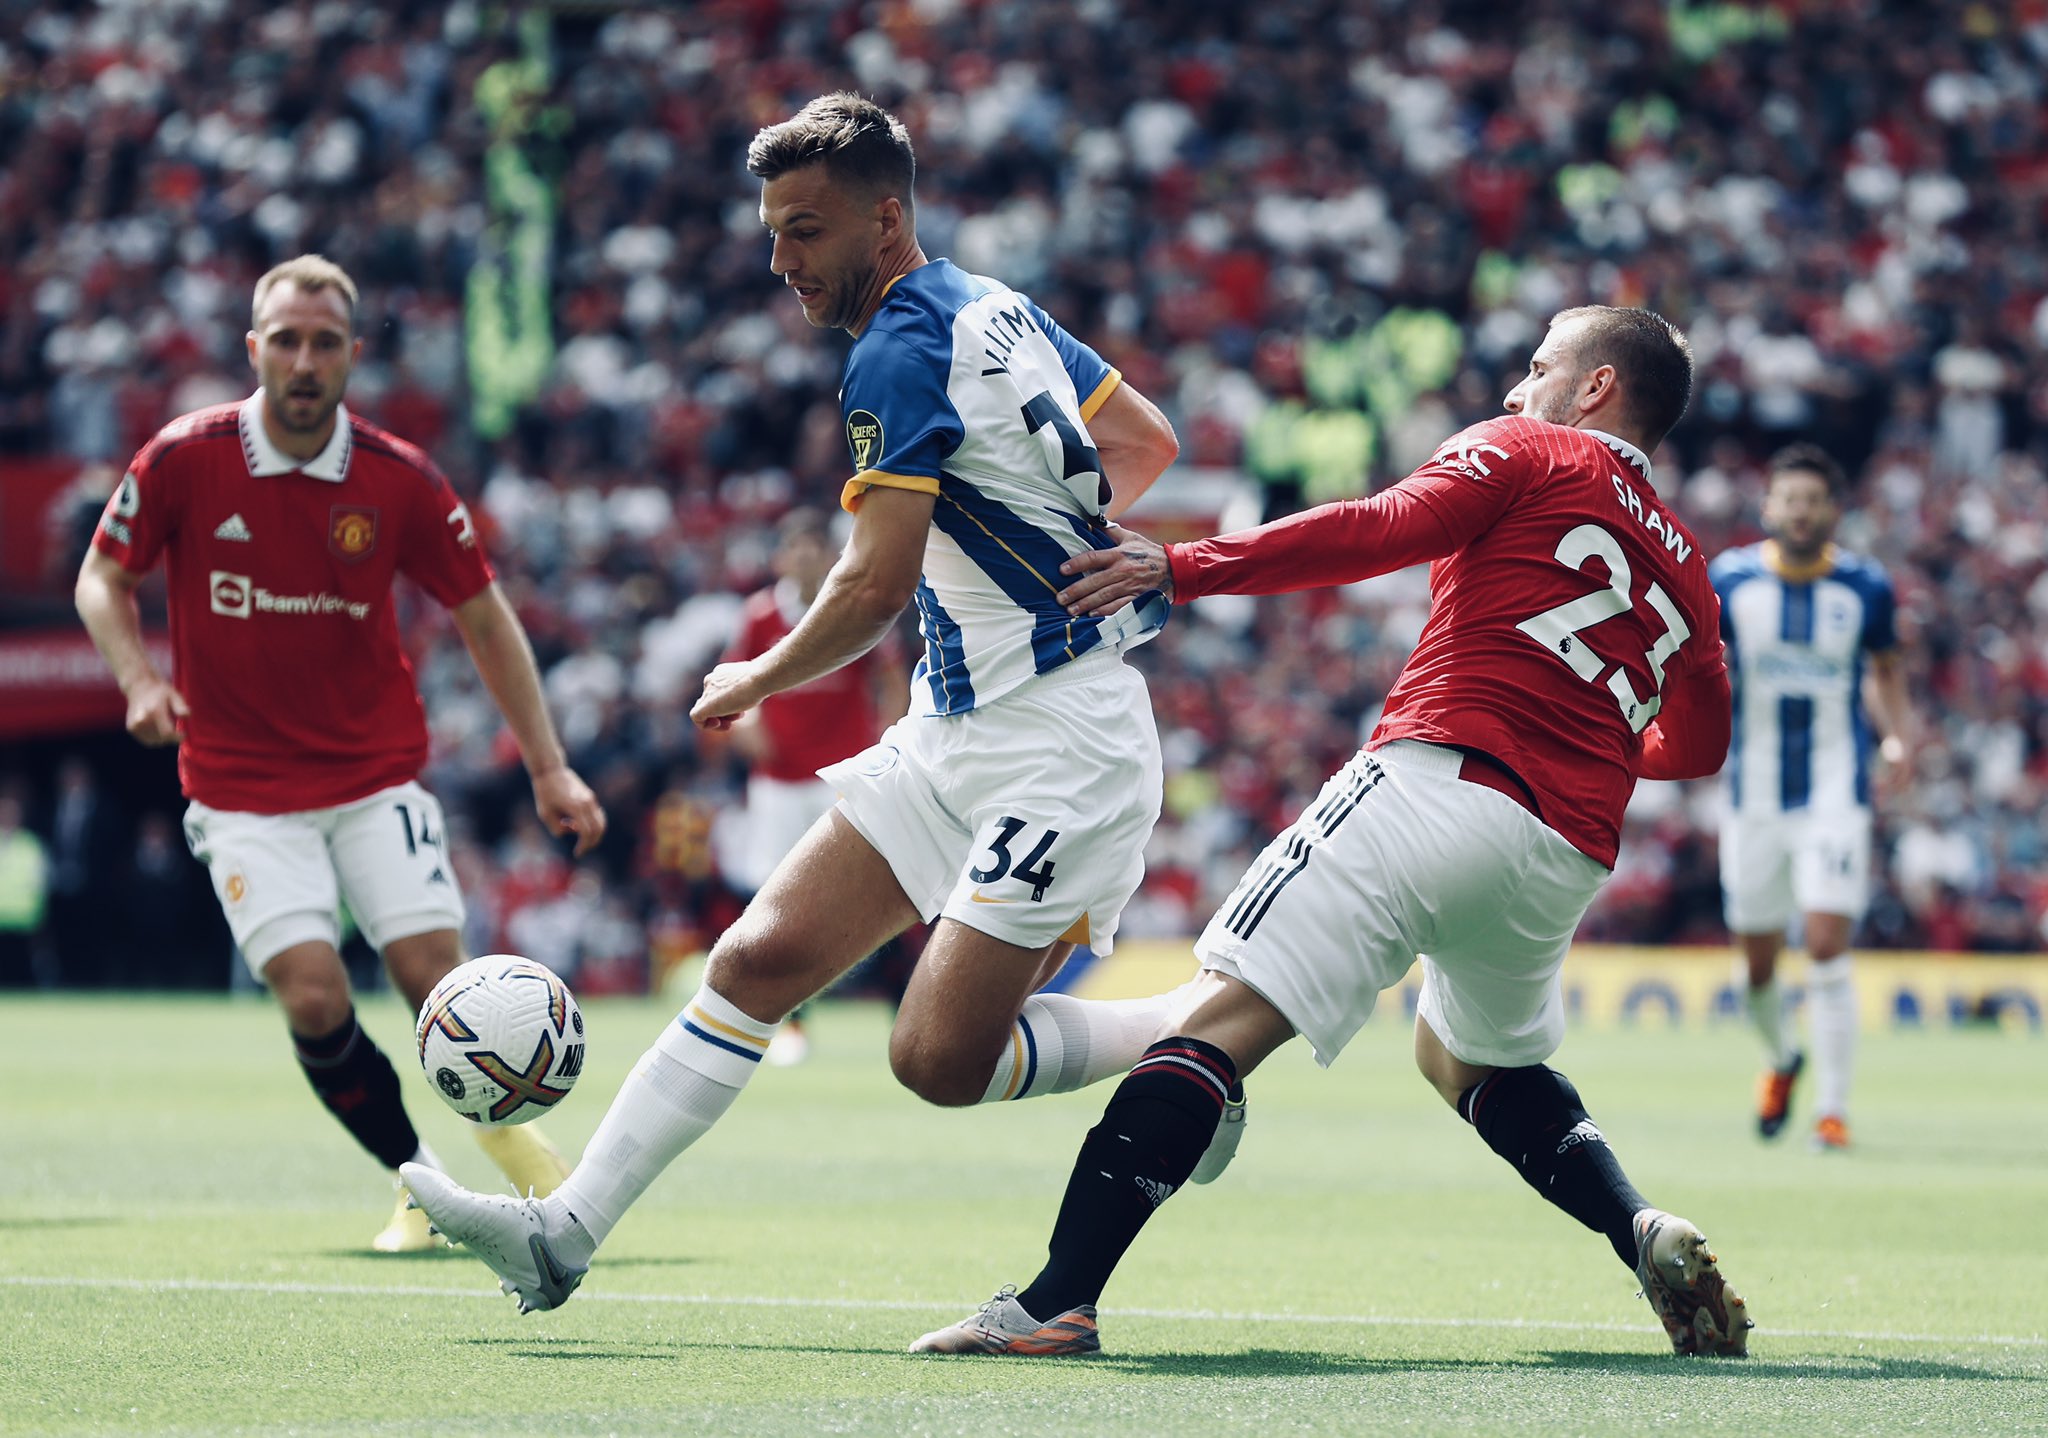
left=839, top=259, right=1168, bottom=716
left=1710, top=542, right=1896, bottom=813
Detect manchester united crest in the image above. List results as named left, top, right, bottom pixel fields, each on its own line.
left=329, top=505, right=379, bottom=561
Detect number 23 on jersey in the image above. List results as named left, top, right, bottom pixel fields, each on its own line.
left=1516, top=522, right=1692, bottom=734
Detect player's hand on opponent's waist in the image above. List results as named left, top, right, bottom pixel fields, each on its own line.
left=691, top=659, right=769, bottom=734
left=531, top=766, right=607, bottom=857
left=124, top=675, right=189, bottom=746
left=1057, top=524, right=1173, bottom=617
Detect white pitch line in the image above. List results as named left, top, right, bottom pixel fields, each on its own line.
left=4, top=1275, right=2043, bottom=1351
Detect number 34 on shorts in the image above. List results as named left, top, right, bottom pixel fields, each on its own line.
left=966, top=815, right=1060, bottom=903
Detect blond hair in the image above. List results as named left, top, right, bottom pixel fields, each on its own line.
left=251, top=254, right=360, bottom=333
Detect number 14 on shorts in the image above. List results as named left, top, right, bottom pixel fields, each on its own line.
left=969, top=816, right=1059, bottom=902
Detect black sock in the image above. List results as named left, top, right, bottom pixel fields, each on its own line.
left=1459, top=1065, right=1648, bottom=1269
left=293, top=1010, right=419, bottom=1170
left=1016, top=1037, right=1236, bottom=1318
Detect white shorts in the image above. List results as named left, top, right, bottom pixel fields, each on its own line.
left=183, top=780, right=466, bottom=973
left=731, top=774, right=837, bottom=895
left=1195, top=741, right=1611, bottom=1069
left=1720, top=805, right=1872, bottom=933
left=820, top=649, right=1162, bottom=954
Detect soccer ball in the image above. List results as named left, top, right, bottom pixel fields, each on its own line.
left=415, top=955, right=586, bottom=1126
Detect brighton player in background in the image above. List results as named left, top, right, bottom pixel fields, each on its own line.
left=721, top=505, right=910, bottom=1062
left=1711, top=446, right=1912, bottom=1152
left=915, top=307, right=1752, bottom=1359
left=75, top=255, right=606, bottom=1251
left=406, top=92, right=1206, bottom=1313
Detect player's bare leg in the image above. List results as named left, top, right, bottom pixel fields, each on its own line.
left=264, top=940, right=445, bottom=1251
left=1416, top=1016, right=1749, bottom=1356
left=407, top=810, right=917, bottom=1310
left=383, top=926, right=572, bottom=1199
left=1799, top=911, right=1857, bottom=1150
left=901, top=931, right=1205, bottom=1111
left=1739, top=930, right=1804, bottom=1138
left=915, top=972, right=1291, bottom=1354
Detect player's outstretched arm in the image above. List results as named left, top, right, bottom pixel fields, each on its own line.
left=692, top=485, right=932, bottom=732
left=451, top=582, right=607, bottom=856
left=1089, top=383, right=1179, bottom=520
left=75, top=548, right=188, bottom=746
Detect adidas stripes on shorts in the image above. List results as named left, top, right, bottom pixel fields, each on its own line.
left=1195, top=740, right=1610, bottom=1069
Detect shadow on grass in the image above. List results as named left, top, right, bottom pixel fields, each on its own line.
left=447, top=1338, right=2039, bottom=1384
left=1092, top=1348, right=2039, bottom=1384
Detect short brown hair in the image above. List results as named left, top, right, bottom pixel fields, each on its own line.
left=746, top=92, right=915, bottom=210
left=1767, top=442, right=1848, bottom=500
left=252, top=254, right=359, bottom=333
left=1550, top=305, right=1694, bottom=449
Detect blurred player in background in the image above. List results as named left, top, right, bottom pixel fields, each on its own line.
left=74, top=255, right=606, bottom=1251
left=916, top=307, right=1751, bottom=1359
left=722, top=505, right=910, bottom=1062
left=1711, top=445, right=1912, bottom=1151
left=407, top=91, right=1203, bottom=1312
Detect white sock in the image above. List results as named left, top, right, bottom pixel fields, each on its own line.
left=1744, top=977, right=1795, bottom=1069
left=1806, top=955, right=1857, bottom=1118
left=544, top=985, right=775, bottom=1262
left=979, top=986, right=1181, bottom=1103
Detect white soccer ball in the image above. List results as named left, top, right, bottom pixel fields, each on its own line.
left=415, top=955, right=586, bottom=1126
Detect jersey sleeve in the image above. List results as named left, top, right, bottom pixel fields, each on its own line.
left=399, top=463, right=495, bottom=608
left=1858, top=566, right=1898, bottom=653
left=839, top=331, right=964, bottom=513
left=1026, top=299, right=1120, bottom=421
left=90, top=446, right=178, bottom=574
left=1165, top=418, right=1532, bottom=600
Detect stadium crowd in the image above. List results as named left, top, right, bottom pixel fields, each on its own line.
left=3, top=0, right=2047, bottom=988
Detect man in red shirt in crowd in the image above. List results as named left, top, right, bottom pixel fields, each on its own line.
left=720, top=506, right=909, bottom=1062
left=915, top=306, right=1751, bottom=1359
left=74, top=255, right=607, bottom=1251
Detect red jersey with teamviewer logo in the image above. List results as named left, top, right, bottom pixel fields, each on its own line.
left=91, top=394, right=494, bottom=814
left=1167, top=416, right=1727, bottom=867
left=724, top=581, right=901, bottom=782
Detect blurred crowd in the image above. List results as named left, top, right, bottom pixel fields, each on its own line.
left=4, top=0, right=2047, bottom=988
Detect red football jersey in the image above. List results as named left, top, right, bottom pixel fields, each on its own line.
left=92, top=395, right=494, bottom=813
left=1168, top=416, right=1727, bottom=866
left=724, top=581, right=900, bottom=782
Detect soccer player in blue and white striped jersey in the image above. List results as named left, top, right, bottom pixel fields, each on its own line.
left=1709, top=445, right=1914, bottom=1150
left=405, top=94, right=1206, bottom=1313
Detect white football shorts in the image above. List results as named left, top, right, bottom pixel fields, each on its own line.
left=1719, top=805, right=1872, bottom=934
left=820, top=649, right=1162, bottom=954
left=730, top=774, right=838, bottom=896
left=1195, top=740, right=1611, bottom=1069
left=184, top=779, right=466, bottom=973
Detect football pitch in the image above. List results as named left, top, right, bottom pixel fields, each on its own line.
left=6, top=993, right=2044, bottom=1437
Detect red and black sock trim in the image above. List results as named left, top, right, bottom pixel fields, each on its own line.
left=1127, top=1036, right=1238, bottom=1113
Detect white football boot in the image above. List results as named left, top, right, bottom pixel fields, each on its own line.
left=400, top=1162, right=586, bottom=1313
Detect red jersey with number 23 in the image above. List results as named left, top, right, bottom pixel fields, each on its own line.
left=1167, top=416, right=1727, bottom=867
left=92, top=395, right=494, bottom=814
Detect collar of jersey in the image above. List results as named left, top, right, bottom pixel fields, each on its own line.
left=1583, top=428, right=1653, bottom=481
left=1762, top=539, right=1838, bottom=581
left=238, top=391, right=353, bottom=482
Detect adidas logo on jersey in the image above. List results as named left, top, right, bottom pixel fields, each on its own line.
left=213, top=513, right=252, bottom=542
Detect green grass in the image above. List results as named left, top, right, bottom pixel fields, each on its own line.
left=4, top=993, right=2044, bottom=1436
